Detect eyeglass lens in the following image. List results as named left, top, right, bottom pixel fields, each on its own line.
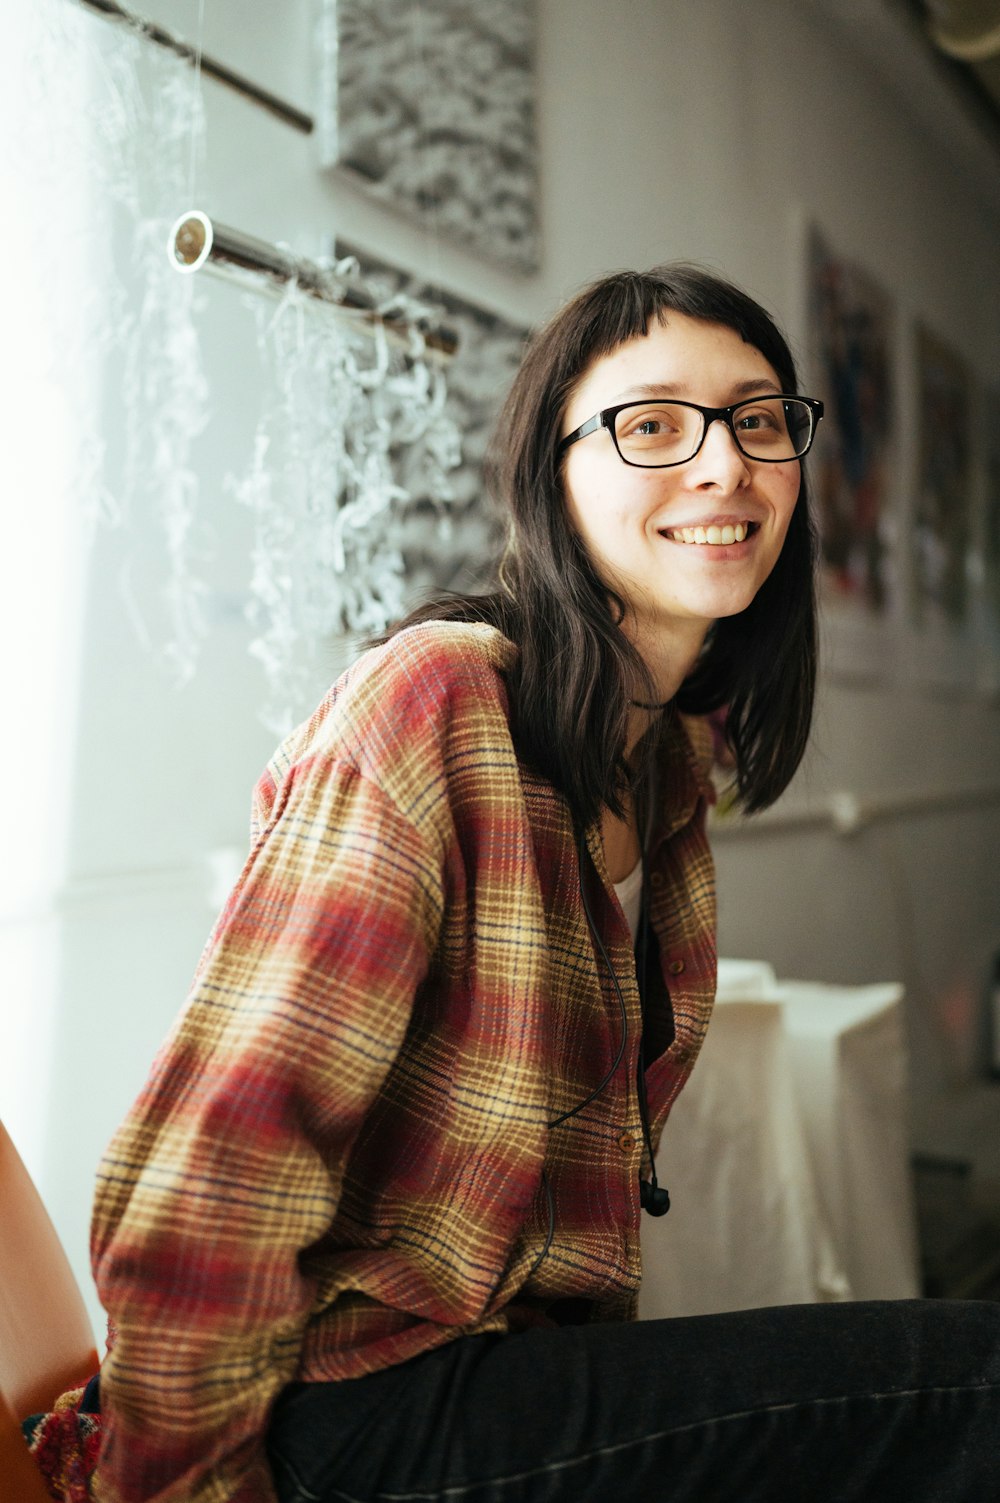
left=613, top=398, right=813, bottom=465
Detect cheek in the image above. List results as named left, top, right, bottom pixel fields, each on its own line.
left=562, top=463, right=634, bottom=538
left=563, top=454, right=669, bottom=559
left=771, top=467, right=801, bottom=537
left=561, top=485, right=591, bottom=544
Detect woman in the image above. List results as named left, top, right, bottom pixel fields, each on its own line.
left=90, top=265, right=999, bottom=1502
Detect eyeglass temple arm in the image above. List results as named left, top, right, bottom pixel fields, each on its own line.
left=559, top=412, right=605, bottom=454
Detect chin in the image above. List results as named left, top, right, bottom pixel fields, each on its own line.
left=679, top=588, right=760, bottom=622
left=711, top=594, right=760, bottom=620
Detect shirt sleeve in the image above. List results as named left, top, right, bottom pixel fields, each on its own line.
left=91, top=752, right=444, bottom=1503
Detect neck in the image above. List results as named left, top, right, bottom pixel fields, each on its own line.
left=623, top=616, right=708, bottom=758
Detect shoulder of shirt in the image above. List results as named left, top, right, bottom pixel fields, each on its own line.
left=339, top=620, right=515, bottom=738
left=264, top=621, right=518, bottom=812
left=354, top=619, right=516, bottom=695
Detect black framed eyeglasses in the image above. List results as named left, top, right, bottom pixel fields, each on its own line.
left=558, top=394, right=824, bottom=468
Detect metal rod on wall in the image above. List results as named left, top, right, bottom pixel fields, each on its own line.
left=76, top=0, right=315, bottom=134
left=169, top=211, right=460, bottom=360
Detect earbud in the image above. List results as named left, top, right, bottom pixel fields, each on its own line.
left=566, top=831, right=673, bottom=1223
left=640, top=1179, right=670, bottom=1216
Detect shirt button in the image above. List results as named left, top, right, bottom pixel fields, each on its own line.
left=668, top=958, right=685, bottom=976
left=650, top=872, right=665, bottom=888
left=618, top=1132, right=637, bottom=1152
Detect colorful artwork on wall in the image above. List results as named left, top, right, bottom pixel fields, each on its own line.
left=912, top=324, right=973, bottom=631
left=336, top=239, right=530, bottom=602
left=806, top=228, right=897, bottom=616
left=317, top=0, right=539, bottom=273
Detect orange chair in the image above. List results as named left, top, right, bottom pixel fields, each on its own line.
left=0, top=1120, right=100, bottom=1503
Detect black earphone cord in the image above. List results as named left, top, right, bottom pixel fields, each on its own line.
left=526, top=826, right=671, bottom=1287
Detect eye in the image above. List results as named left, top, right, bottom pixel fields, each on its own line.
left=623, top=414, right=667, bottom=436
left=617, top=405, right=685, bottom=441
left=735, top=405, right=781, bottom=433
left=730, top=399, right=781, bottom=435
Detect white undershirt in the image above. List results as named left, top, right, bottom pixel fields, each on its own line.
left=612, top=857, right=644, bottom=945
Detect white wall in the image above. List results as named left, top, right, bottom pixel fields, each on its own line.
left=6, top=0, right=1000, bottom=1336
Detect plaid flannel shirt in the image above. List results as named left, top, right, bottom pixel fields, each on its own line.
left=91, top=621, right=717, bottom=1503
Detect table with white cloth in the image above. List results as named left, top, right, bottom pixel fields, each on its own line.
left=638, top=961, right=921, bottom=1320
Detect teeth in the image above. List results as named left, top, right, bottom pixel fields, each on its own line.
left=666, top=522, right=752, bottom=545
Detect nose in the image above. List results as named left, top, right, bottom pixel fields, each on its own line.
left=686, top=415, right=751, bottom=489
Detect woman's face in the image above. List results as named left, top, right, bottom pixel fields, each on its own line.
left=560, top=312, right=801, bottom=651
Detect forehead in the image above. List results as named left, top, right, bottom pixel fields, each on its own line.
left=563, top=313, right=781, bottom=432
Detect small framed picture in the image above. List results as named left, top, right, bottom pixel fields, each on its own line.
left=904, top=322, right=976, bottom=692
left=804, top=224, right=899, bottom=680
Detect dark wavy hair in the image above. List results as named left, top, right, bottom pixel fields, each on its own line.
left=380, top=263, right=818, bottom=828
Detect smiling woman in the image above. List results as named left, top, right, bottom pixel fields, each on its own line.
left=88, top=265, right=1000, bottom=1503
left=559, top=315, right=808, bottom=686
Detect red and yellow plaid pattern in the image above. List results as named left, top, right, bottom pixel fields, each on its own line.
left=90, top=622, right=717, bottom=1503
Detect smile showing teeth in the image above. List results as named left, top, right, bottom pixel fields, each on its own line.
left=662, top=522, right=752, bottom=545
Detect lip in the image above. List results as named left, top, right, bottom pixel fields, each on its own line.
left=657, top=535, right=756, bottom=559
left=656, top=513, right=764, bottom=532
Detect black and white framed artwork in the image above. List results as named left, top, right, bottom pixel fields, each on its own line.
left=317, top=0, right=540, bottom=273
left=336, top=238, right=531, bottom=602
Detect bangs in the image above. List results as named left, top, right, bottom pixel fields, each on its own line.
left=559, top=267, right=799, bottom=400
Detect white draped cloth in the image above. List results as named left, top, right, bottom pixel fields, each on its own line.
left=639, top=962, right=920, bottom=1319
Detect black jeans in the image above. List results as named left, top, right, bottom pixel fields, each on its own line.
left=265, top=1299, right=1000, bottom=1502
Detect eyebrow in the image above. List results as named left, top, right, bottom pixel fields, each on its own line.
left=615, top=378, right=783, bottom=402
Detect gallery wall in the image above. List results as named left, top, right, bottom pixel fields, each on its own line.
left=4, top=0, right=999, bottom=1336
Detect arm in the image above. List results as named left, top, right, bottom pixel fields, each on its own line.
left=91, top=756, right=443, bottom=1503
